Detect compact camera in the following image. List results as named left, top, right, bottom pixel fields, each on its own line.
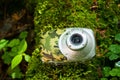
left=40, top=28, right=95, bottom=63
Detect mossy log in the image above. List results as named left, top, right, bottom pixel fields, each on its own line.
left=26, top=0, right=120, bottom=80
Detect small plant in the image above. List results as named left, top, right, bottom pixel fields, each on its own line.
left=101, top=33, right=120, bottom=80
left=106, top=33, right=120, bottom=61
left=0, top=31, right=31, bottom=79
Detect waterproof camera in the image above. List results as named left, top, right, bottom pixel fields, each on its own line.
left=40, top=28, right=95, bottom=63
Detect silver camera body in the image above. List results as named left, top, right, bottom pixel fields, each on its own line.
left=58, top=28, right=96, bottom=62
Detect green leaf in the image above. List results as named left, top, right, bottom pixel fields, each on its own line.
left=24, top=54, right=31, bottom=62
left=9, top=51, right=18, bottom=57
left=100, top=78, right=108, bottom=80
left=11, top=67, right=23, bottom=79
left=109, top=68, right=118, bottom=76
left=0, top=39, right=8, bottom=50
left=2, top=52, right=12, bottom=64
left=109, top=54, right=119, bottom=60
left=117, top=71, right=120, bottom=77
left=11, top=54, right=22, bottom=69
left=115, top=33, right=120, bottom=42
left=19, top=31, right=28, bottom=39
left=11, top=47, right=19, bottom=53
left=108, top=44, right=120, bottom=53
left=106, top=52, right=113, bottom=57
left=103, top=67, right=111, bottom=77
left=7, top=39, right=20, bottom=47
left=18, top=39, right=27, bottom=54
left=11, top=72, right=16, bottom=79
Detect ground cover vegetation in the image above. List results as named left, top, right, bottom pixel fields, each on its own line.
left=26, top=0, right=120, bottom=80
left=0, top=0, right=120, bottom=80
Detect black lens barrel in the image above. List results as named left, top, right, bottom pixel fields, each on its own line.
left=70, top=33, right=83, bottom=45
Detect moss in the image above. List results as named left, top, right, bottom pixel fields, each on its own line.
left=26, top=0, right=120, bottom=79
left=26, top=60, right=98, bottom=80
left=34, top=0, right=96, bottom=32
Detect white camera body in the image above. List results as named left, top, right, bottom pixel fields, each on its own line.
left=58, top=28, right=96, bottom=62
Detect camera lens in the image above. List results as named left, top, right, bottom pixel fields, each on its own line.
left=70, top=33, right=83, bottom=45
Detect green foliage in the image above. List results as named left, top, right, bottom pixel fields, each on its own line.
left=103, top=67, right=111, bottom=77
left=19, top=31, right=28, bottom=39
left=7, top=39, right=20, bottom=47
left=30, top=0, right=98, bottom=79
left=34, top=0, right=96, bottom=34
left=109, top=68, right=120, bottom=77
left=101, top=78, right=108, bottom=80
left=26, top=61, right=97, bottom=80
left=97, top=0, right=120, bottom=29
left=102, top=33, right=120, bottom=79
left=18, top=39, right=27, bottom=54
left=0, top=31, right=31, bottom=79
left=11, top=67, right=23, bottom=79
left=103, top=67, right=120, bottom=78
left=27, top=0, right=120, bottom=80
left=11, top=54, right=23, bottom=69
left=106, top=33, right=120, bottom=61
left=0, top=39, right=9, bottom=50
left=24, top=54, right=31, bottom=62
left=115, top=33, right=120, bottom=42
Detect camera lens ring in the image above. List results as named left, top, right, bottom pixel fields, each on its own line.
left=66, top=31, right=87, bottom=50
left=70, top=33, right=83, bottom=45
